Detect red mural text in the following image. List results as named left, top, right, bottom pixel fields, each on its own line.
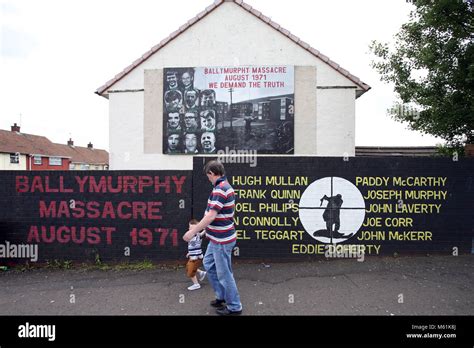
left=38, top=200, right=163, bottom=220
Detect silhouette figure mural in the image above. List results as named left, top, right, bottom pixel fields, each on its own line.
left=315, top=193, right=344, bottom=242
left=299, top=177, right=366, bottom=244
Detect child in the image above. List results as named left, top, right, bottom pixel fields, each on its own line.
left=185, top=219, right=207, bottom=290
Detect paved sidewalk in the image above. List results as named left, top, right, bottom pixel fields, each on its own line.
left=0, top=255, right=472, bottom=315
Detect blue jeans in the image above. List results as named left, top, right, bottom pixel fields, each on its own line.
left=203, top=240, right=242, bottom=312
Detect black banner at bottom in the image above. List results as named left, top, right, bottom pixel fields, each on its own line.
left=0, top=315, right=472, bottom=346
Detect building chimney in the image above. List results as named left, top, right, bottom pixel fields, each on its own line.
left=67, top=138, right=74, bottom=146
left=11, top=123, right=20, bottom=132
left=87, top=142, right=93, bottom=149
left=465, top=144, right=474, bottom=157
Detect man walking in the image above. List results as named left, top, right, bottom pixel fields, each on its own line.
left=183, top=160, right=242, bottom=315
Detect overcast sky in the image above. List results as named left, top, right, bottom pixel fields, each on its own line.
left=0, top=0, right=443, bottom=151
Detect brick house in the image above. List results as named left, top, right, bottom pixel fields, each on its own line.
left=0, top=124, right=108, bottom=170
left=57, top=140, right=109, bottom=170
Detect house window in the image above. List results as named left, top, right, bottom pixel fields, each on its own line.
left=81, top=164, right=90, bottom=170
left=10, top=153, right=19, bottom=164
left=49, top=157, right=62, bottom=166
left=34, top=156, right=42, bottom=165
left=69, top=163, right=75, bottom=170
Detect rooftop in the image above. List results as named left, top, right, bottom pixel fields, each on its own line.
left=0, top=128, right=108, bottom=164
left=96, top=0, right=370, bottom=98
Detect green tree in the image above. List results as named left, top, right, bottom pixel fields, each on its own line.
left=370, top=0, right=474, bottom=146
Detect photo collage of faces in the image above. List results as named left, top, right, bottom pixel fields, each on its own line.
left=163, top=68, right=217, bottom=154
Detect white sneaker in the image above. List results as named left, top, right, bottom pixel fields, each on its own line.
left=198, top=270, right=207, bottom=281
left=187, top=283, right=201, bottom=291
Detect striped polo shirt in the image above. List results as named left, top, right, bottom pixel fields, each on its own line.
left=188, top=232, right=204, bottom=260
left=205, top=176, right=236, bottom=244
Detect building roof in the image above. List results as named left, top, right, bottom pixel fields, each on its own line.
left=55, top=144, right=109, bottom=165
left=0, top=129, right=109, bottom=164
left=96, top=0, right=370, bottom=98
left=0, top=129, right=65, bottom=157
left=356, top=146, right=439, bottom=157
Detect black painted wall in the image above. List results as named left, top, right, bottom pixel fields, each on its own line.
left=0, top=171, right=192, bottom=263
left=193, top=157, right=474, bottom=259
left=0, top=157, right=473, bottom=265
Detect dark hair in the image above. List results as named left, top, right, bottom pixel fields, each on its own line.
left=204, top=160, right=225, bottom=176
left=164, top=90, right=182, bottom=103
left=182, top=69, right=194, bottom=78
left=189, top=218, right=199, bottom=225
left=200, top=109, right=216, bottom=118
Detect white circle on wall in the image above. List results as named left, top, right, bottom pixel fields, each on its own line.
left=299, top=177, right=365, bottom=244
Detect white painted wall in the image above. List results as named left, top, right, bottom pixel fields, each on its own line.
left=0, top=153, right=27, bottom=170
left=316, top=89, right=356, bottom=156
left=109, top=90, right=192, bottom=170
left=110, top=4, right=357, bottom=92
left=106, top=2, right=362, bottom=169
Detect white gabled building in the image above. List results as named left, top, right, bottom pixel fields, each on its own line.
left=96, top=0, right=370, bottom=170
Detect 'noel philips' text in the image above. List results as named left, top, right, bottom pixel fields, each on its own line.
left=15, top=175, right=187, bottom=246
